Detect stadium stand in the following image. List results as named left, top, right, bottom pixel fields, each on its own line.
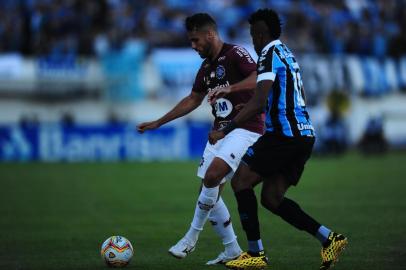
left=0, top=0, right=405, bottom=161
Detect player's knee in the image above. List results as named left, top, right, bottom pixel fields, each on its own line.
left=260, top=193, right=283, bottom=213
left=203, top=171, right=223, bottom=188
left=231, top=166, right=250, bottom=192
left=231, top=174, right=246, bottom=192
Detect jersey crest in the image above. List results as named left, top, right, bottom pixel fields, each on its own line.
left=216, top=65, right=226, bottom=79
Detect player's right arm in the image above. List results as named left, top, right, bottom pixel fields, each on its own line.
left=208, top=71, right=257, bottom=104
left=137, top=90, right=205, bottom=133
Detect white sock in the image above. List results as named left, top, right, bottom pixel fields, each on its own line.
left=209, top=197, right=241, bottom=254
left=187, top=185, right=219, bottom=243
left=184, top=226, right=200, bottom=245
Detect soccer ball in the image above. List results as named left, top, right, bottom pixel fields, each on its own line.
left=101, top=236, right=133, bottom=267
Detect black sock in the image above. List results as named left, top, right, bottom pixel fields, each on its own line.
left=274, top=197, right=321, bottom=236
left=235, top=189, right=261, bottom=241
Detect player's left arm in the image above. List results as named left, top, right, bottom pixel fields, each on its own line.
left=231, top=79, right=272, bottom=125
left=208, top=79, right=273, bottom=144
left=208, top=71, right=257, bottom=104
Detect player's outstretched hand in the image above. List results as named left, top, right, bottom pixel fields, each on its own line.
left=208, top=86, right=232, bottom=104
left=137, top=121, right=160, bottom=134
left=209, top=130, right=225, bottom=145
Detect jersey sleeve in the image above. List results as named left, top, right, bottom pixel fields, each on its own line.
left=229, top=46, right=257, bottom=77
left=257, top=49, right=284, bottom=83
left=191, top=64, right=206, bottom=93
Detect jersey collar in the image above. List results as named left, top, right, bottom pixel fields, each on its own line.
left=206, top=42, right=228, bottom=63
left=261, top=39, right=282, bottom=54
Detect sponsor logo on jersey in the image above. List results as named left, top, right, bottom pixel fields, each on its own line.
left=297, top=123, right=314, bottom=131
left=214, top=98, right=233, bottom=118
left=279, top=49, right=294, bottom=59
left=234, top=46, right=254, bottom=63
left=208, top=81, right=230, bottom=92
left=216, top=65, right=225, bottom=79
left=218, top=56, right=226, bottom=61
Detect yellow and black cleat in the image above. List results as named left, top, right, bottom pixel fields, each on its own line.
left=225, top=251, right=268, bottom=270
left=320, top=232, right=348, bottom=270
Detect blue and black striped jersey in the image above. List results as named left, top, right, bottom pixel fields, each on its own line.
left=256, top=39, right=315, bottom=137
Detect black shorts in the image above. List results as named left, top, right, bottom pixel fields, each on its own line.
left=242, top=132, right=315, bottom=186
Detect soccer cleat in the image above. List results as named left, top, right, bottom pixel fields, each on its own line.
left=206, top=249, right=242, bottom=265
left=320, top=232, right=348, bottom=270
left=168, top=238, right=196, bottom=259
left=225, top=251, right=268, bottom=270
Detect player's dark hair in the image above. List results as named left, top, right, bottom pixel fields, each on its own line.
left=248, top=8, right=282, bottom=39
left=185, top=13, right=217, bottom=32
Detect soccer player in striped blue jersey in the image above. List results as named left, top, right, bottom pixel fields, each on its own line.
left=209, top=8, right=348, bottom=270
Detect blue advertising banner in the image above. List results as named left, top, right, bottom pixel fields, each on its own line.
left=0, top=122, right=211, bottom=162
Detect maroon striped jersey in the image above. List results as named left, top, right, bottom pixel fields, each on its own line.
left=192, top=43, right=264, bottom=134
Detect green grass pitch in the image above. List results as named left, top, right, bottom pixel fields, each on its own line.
left=1, top=152, right=405, bottom=270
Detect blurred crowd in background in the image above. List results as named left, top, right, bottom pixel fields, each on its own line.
left=0, top=0, right=405, bottom=161
left=0, top=0, right=405, bottom=57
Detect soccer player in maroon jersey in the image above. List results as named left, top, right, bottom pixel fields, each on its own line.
left=137, top=13, right=264, bottom=265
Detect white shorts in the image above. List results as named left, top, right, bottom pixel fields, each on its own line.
left=197, top=128, right=261, bottom=184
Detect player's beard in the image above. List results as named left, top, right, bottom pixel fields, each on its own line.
left=198, top=43, right=212, bottom=59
